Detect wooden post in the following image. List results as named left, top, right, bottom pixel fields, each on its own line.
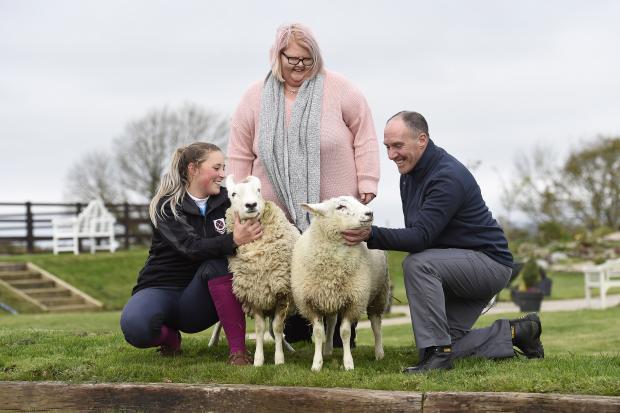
left=76, top=203, right=83, bottom=253
left=123, top=202, right=130, bottom=250
left=25, top=202, right=34, bottom=253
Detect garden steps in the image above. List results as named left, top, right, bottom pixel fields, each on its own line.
left=0, top=262, right=102, bottom=313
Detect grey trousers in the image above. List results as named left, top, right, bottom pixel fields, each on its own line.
left=403, top=248, right=515, bottom=360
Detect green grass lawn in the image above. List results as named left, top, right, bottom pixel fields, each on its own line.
left=1, top=307, right=619, bottom=395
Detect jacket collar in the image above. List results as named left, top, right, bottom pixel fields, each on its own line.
left=407, top=138, right=441, bottom=180
left=182, top=187, right=229, bottom=216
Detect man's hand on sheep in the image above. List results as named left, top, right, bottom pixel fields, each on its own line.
left=341, top=226, right=372, bottom=246
left=232, top=211, right=263, bottom=246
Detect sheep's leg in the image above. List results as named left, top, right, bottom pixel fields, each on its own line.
left=272, top=307, right=285, bottom=365
left=369, top=314, right=384, bottom=360
left=253, top=310, right=265, bottom=366
left=323, top=314, right=337, bottom=356
left=311, top=316, right=325, bottom=372
left=340, top=317, right=354, bottom=371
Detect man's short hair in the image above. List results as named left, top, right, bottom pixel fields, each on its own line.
left=388, top=111, right=429, bottom=137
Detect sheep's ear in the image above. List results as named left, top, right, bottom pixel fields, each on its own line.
left=225, top=175, right=236, bottom=191
left=301, top=202, right=328, bottom=216
left=247, top=175, right=261, bottom=190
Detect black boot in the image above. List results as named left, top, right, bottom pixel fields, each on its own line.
left=510, top=313, right=544, bottom=359
left=403, top=345, right=453, bottom=374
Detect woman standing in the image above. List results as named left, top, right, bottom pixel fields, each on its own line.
left=227, top=23, right=380, bottom=344
left=120, top=142, right=262, bottom=365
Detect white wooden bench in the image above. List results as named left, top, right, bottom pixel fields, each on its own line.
left=52, top=199, right=117, bottom=255
left=584, top=258, right=620, bottom=309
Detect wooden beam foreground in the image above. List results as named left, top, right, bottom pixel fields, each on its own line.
left=1, top=381, right=619, bottom=412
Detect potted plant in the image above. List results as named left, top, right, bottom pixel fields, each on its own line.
left=510, top=258, right=546, bottom=312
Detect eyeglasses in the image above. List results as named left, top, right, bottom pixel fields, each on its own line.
left=281, top=52, right=314, bottom=67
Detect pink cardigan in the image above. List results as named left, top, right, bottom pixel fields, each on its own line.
left=227, top=70, right=380, bottom=215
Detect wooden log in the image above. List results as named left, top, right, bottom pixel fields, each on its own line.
left=424, top=391, right=620, bottom=413
left=0, top=381, right=423, bottom=412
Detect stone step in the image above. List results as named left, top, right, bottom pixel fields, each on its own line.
left=0, top=262, right=27, bottom=271
left=39, top=296, right=86, bottom=307
left=0, top=271, right=42, bottom=281
left=46, top=303, right=101, bottom=313
left=7, top=279, right=56, bottom=289
left=21, top=287, right=72, bottom=298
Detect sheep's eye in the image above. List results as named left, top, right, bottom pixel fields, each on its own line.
left=336, top=205, right=346, bottom=211
left=257, top=188, right=261, bottom=193
left=231, top=192, right=237, bottom=197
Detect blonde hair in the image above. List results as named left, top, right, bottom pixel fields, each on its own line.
left=149, top=142, right=221, bottom=227
left=270, top=23, right=324, bottom=82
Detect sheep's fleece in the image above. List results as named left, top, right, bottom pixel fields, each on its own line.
left=225, top=201, right=300, bottom=315
left=291, top=197, right=389, bottom=323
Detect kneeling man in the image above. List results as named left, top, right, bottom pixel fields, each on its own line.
left=343, top=111, right=544, bottom=373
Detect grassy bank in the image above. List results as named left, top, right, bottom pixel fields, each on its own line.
left=1, top=250, right=617, bottom=314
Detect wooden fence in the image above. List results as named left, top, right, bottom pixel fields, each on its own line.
left=0, top=201, right=152, bottom=254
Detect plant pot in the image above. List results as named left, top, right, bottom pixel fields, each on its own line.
left=511, top=289, right=544, bottom=312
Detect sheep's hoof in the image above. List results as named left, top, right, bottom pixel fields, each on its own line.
left=375, top=348, right=385, bottom=360
left=311, top=360, right=323, bottom=372
left=254, top=356, right=264, bottom=367
left=343, top=357, right=354, bottom=371
left=323, top=347, right=333, bottom=356
left=274, top=354, right=284, bottom=365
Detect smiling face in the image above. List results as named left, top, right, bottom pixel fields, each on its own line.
left=187, top=150, right=225, bottom=198
left=383, top=117, right=428, bottom=174
left=280, top=38, right=314, bottom=89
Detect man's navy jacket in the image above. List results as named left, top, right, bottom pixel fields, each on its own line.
left=368, top=139, right=513, bottom=268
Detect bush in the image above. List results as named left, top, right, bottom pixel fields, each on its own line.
left=518, top=258, right=543, bottom=292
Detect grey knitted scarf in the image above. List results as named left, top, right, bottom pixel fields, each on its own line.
left=258, top=72, right=323, bottom=231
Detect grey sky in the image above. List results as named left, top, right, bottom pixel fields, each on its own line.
left=1, top=0, right=619, bottom=227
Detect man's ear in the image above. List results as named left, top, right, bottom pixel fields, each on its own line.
left=301, top=202, right=328, bottom=216
left=418, top=132, right=429, bottom=148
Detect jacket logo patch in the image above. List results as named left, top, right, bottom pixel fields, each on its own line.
left=213, top=218, right=226, bottom=234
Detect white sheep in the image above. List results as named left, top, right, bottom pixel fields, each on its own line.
left=224, top=175, right=300, bottom=366
left=291, top=196, right=389, bottom=372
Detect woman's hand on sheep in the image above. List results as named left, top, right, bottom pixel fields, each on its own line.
left=341, top=227, right=371, bottom=246
left=360, top=193, right=376, bottom=204
left=232, top=212, right=263, bottom=246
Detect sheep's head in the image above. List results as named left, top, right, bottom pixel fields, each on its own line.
left=301, top=196, right=374, bottom=230
left=225, top=175, right=265, bottom=221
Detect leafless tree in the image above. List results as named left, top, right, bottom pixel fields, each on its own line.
left=500, top=145, right=564, bottom=226
left=114, top=103, right=229, bottom=201
left=63, top=149, right=125, bottom=203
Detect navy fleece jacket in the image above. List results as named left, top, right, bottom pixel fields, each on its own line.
left=367, top=139, right=513, bottom=268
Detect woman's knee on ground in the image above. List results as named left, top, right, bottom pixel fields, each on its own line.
left=120, top=309, right=165, bottom=348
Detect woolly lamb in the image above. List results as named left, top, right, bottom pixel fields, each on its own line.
left=291, top=196, right=389, bottom=371
left=224, top=175, right=300, bottom=366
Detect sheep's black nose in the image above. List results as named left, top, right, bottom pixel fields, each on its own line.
left=365, top=211, right=373, bottom=218
left=245, top=202, right=257, bottom=210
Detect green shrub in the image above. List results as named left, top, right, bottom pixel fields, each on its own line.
left=518, top=258, right=542, bottom=291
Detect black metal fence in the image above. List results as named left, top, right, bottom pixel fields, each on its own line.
left=0, top=202, right=152, bottom=254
